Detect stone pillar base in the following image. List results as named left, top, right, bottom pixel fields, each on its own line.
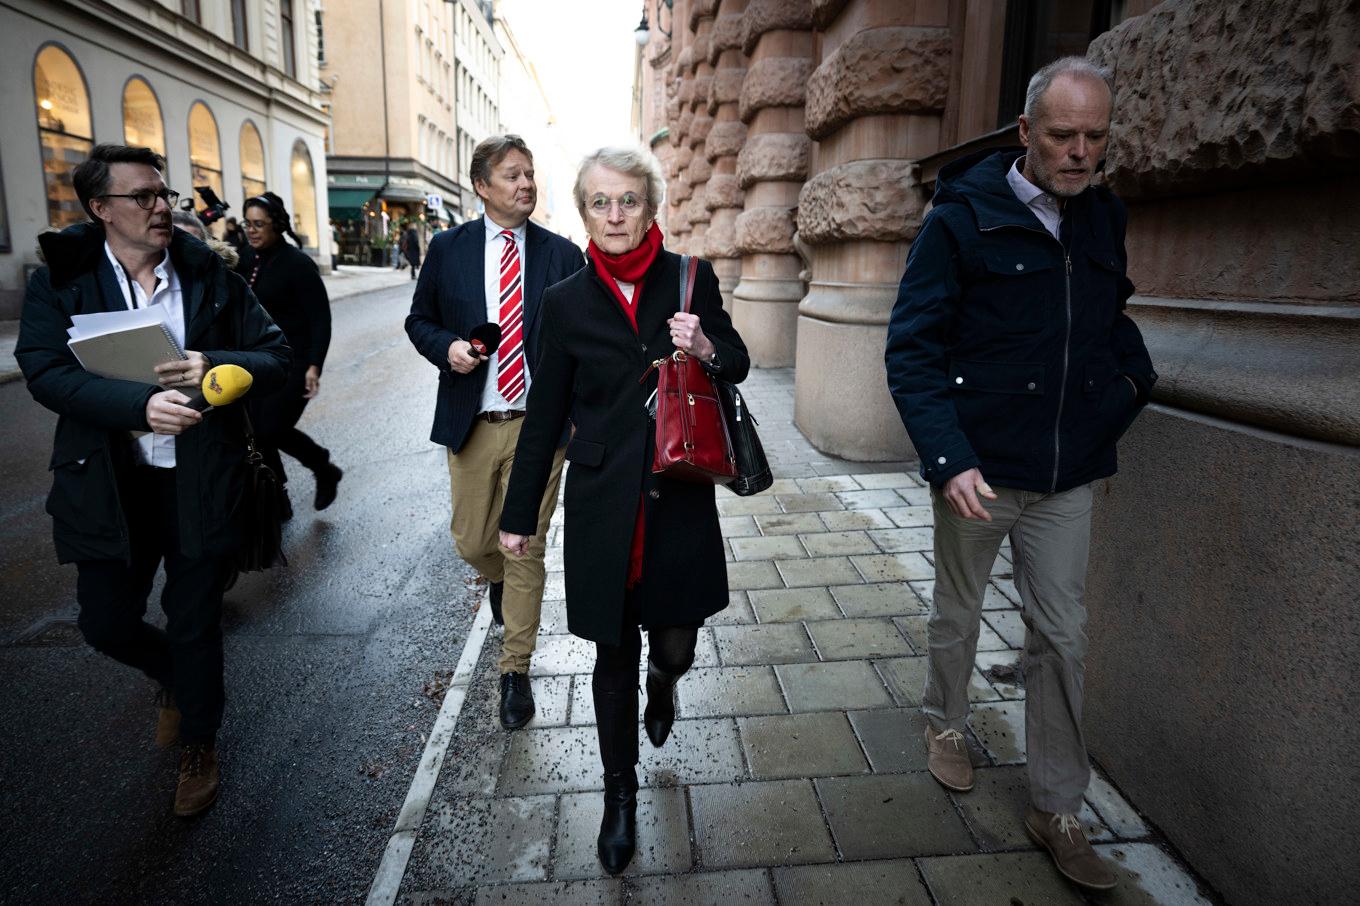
left=711, top=257, right=741, bottom=311
left=1085, top=403, right=1360, bottom=906
left=732, top=276, right=802, bottom=366
left=793, top=312, right=914, bottom=461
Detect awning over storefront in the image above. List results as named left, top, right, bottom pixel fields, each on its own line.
left=327, top=187, right=375, bottom=220
left=379, top=184, right=429, bottom=203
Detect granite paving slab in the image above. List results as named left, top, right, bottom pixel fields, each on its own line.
left=689, top=779, right=836, bottom=868
left=738, top=711, right=870, bottom=780
left=816, top=773, right=975, bottom=859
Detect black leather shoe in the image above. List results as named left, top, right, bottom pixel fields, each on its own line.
left=597, top=769, right=638, bottom=875
left=643, top=664, right=676, bottom=748
left=499, top=671, right=535, bottom=729
left=314, top=463, right=343, bottom=510
left=488, top=580, right=504, bottom=626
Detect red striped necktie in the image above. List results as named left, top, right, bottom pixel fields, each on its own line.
left=496, top=229, right=525, bottom=402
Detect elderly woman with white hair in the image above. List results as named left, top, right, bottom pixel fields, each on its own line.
left=499, top=146, right=749, bottom=874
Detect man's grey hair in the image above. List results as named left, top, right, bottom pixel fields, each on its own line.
left=1023, top=56, right=1113, bottom=121
left=171, top=210, right=206, bottom=239
left=574, top=147, right=666, bottom=218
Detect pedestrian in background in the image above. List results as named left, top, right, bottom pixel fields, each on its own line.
left=885, top=57, right=1157, bottom=892
left=403, top=221, right=421, bottom=280
left=238, top=192, right=343, bottom=519
left=405, top=135, right=584, bottom=730
left=222, top=216, right=246, bottom=255
left=500, top=147, right=750, bottom=876
left=171, top=209, right=207, bottom=240
left=14, top=144, right=289, bottom=817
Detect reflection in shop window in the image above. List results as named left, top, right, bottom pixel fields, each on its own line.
left=240, top=121, right=267, bottom=200
left=123, top=77, right=167, bottom=171
left=187, top=101, right=224, bottom=222
left=34, top=44, right=93, bottom=229
left=290, top=140, right=318, bottom=249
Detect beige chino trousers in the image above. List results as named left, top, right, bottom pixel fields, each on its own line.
left=446, top=418, right=565, bottom=675
left=924, top=482, right=1094, bottom=814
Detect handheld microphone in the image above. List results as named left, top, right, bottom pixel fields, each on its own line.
left=467, top=322, right=502, bottom=358
left=185, top=364, right=254, bottom=411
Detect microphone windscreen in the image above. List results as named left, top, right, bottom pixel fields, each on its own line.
left=201, top=364, right=253, bottom=407
left=468, top=322, right=502, bottom=357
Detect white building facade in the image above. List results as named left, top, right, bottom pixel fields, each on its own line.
left=0, top=0, right=332, bottom=316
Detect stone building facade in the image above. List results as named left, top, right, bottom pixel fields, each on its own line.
left=0, top=0, right=332, bottom=316
left=637, top=2, right=1360, bottom=903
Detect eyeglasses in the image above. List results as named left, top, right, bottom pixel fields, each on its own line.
left=586, top=193, right=645, bottom=218
left=97, top=188, right=180, bottom=211
left=242, top=219, right=272, bottom=231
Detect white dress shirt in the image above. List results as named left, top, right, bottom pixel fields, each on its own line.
left=1006, top=157, right=1063, bottom=240
left=479, top=216, right=530, bottom=413
left=105, top=243, right=185, bottom=468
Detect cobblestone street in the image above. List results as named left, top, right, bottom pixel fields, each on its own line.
left=384, top=369, right=1214, bottom=905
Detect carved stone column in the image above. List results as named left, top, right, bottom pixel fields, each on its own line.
left=685, top=1, right=718, bottom=256
left=667, top=0, right=694, bottom=253
left=794, top=0, right=951, bottom=460
left=702, top=0, right=749, bottom=308
left=731, top=0, right=814, bottom=365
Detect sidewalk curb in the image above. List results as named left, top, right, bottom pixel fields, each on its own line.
left=366, top=593, right=495, bottom=906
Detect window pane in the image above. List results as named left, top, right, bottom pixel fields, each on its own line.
left=240, top=121, right=267, bottom=200
left=281, top=0, right=296, bottom=78
left=34, top=45, right=93, bottom=229
left=290, top=141, right=318, bottom=248
left=232, top=0, right=249, bottom=49
left=123, top=78, right=166, bottom=162
left=187, top=102, right=224, bottom=209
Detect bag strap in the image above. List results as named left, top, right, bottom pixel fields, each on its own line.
left=678, top=254, right=699, bottom=315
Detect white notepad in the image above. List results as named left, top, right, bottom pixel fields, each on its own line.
left=66, top=306, right=186, bottom=384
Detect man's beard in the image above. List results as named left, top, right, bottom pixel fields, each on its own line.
left=1030, top=157, right=1091, bottom=198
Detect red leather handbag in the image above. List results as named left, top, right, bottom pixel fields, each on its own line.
left=646, top=256, right=737, bottom=484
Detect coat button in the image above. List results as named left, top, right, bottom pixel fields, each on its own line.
left=649, top=489, right=660, bottom=499
left=1027, top=382, right=1036, bottom=391
left=955, top=376, right=964, bottom=385
left=937, top=456, right=946, bottom=465
left=1015, top=263, right=1025, bottom=271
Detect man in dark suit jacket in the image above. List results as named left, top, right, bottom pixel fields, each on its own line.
left=405, top=135, right=584, bottom=729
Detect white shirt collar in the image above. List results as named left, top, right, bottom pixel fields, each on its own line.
left=484, top=215, right=527, bottom=243
left=1006, top=157, right=1050, bottom=207
left=103, top=242, right=175, bottom=296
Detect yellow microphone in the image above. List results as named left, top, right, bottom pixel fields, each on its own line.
left=186, top=364, right=254, bottom=411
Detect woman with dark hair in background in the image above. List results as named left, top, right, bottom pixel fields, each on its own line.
left=237, top=192, right=343, bottom=518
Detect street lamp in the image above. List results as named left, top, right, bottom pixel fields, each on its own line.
left=634, top=12, right=650, bottom=46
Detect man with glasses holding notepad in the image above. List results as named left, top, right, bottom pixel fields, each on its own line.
left=14, top=144, right=289, bottom=818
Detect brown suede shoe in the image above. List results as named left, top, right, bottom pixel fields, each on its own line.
left=174, top=744, right=219, bottom=818
left=156, top=689, right=181, bottom=749
left=924, top=725, right=974, bottom=792
left=1025, top=807, right=1117, bottom=890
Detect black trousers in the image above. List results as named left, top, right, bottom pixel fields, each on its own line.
left=74, top=467, right=231, bottom=744
left=252, top=376, right=330, bottom=487
left=592, top=591, right=700, bottom=773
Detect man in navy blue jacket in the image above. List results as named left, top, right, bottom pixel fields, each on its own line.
left=886, top=58, right=1156, bottom=891
left=405, top=135, right=584, bottom=730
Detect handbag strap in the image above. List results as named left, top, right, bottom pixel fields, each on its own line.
left=678, top=254, right=699, bottom=315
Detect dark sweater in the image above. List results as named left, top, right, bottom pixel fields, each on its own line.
left=237, top=242, right=332, bottom=373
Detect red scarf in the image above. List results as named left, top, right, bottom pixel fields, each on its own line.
left=586, top=221, right=664, bottom=589
left=587, top=222, right=663, bottom=332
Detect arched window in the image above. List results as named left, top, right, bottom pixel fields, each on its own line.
left=289, top=140, right=318, bottom=248
left=34, top=44, right=93, bottom=229
left=122, top=77, right=166, bottom=168
left=187, top=101, right=224, bottom=205
left=239, top=121, right=266, bottom=200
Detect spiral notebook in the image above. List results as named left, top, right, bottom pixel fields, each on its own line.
left=66, top=306, right=186, bottom=384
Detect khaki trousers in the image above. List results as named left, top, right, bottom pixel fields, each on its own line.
left=446, top=418, right=565, bottom=674
left=924, top=482, right=1094, bottom=814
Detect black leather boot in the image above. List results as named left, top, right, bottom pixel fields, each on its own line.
left=643, top=662, right=678, bottom=748
left=499, top=671, right=535, bottom=729
left=597, top=768, right=638, bottom=875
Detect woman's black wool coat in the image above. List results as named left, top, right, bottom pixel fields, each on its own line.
left=500, top=251, right=750, bottom=646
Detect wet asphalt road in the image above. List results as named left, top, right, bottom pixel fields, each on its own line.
left=0, top=284, right=479, bottom=904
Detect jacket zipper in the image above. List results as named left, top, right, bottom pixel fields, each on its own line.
left=1052, top=252, right=1072, bottom=492
left=977, top=222, right=1072, bottom=492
